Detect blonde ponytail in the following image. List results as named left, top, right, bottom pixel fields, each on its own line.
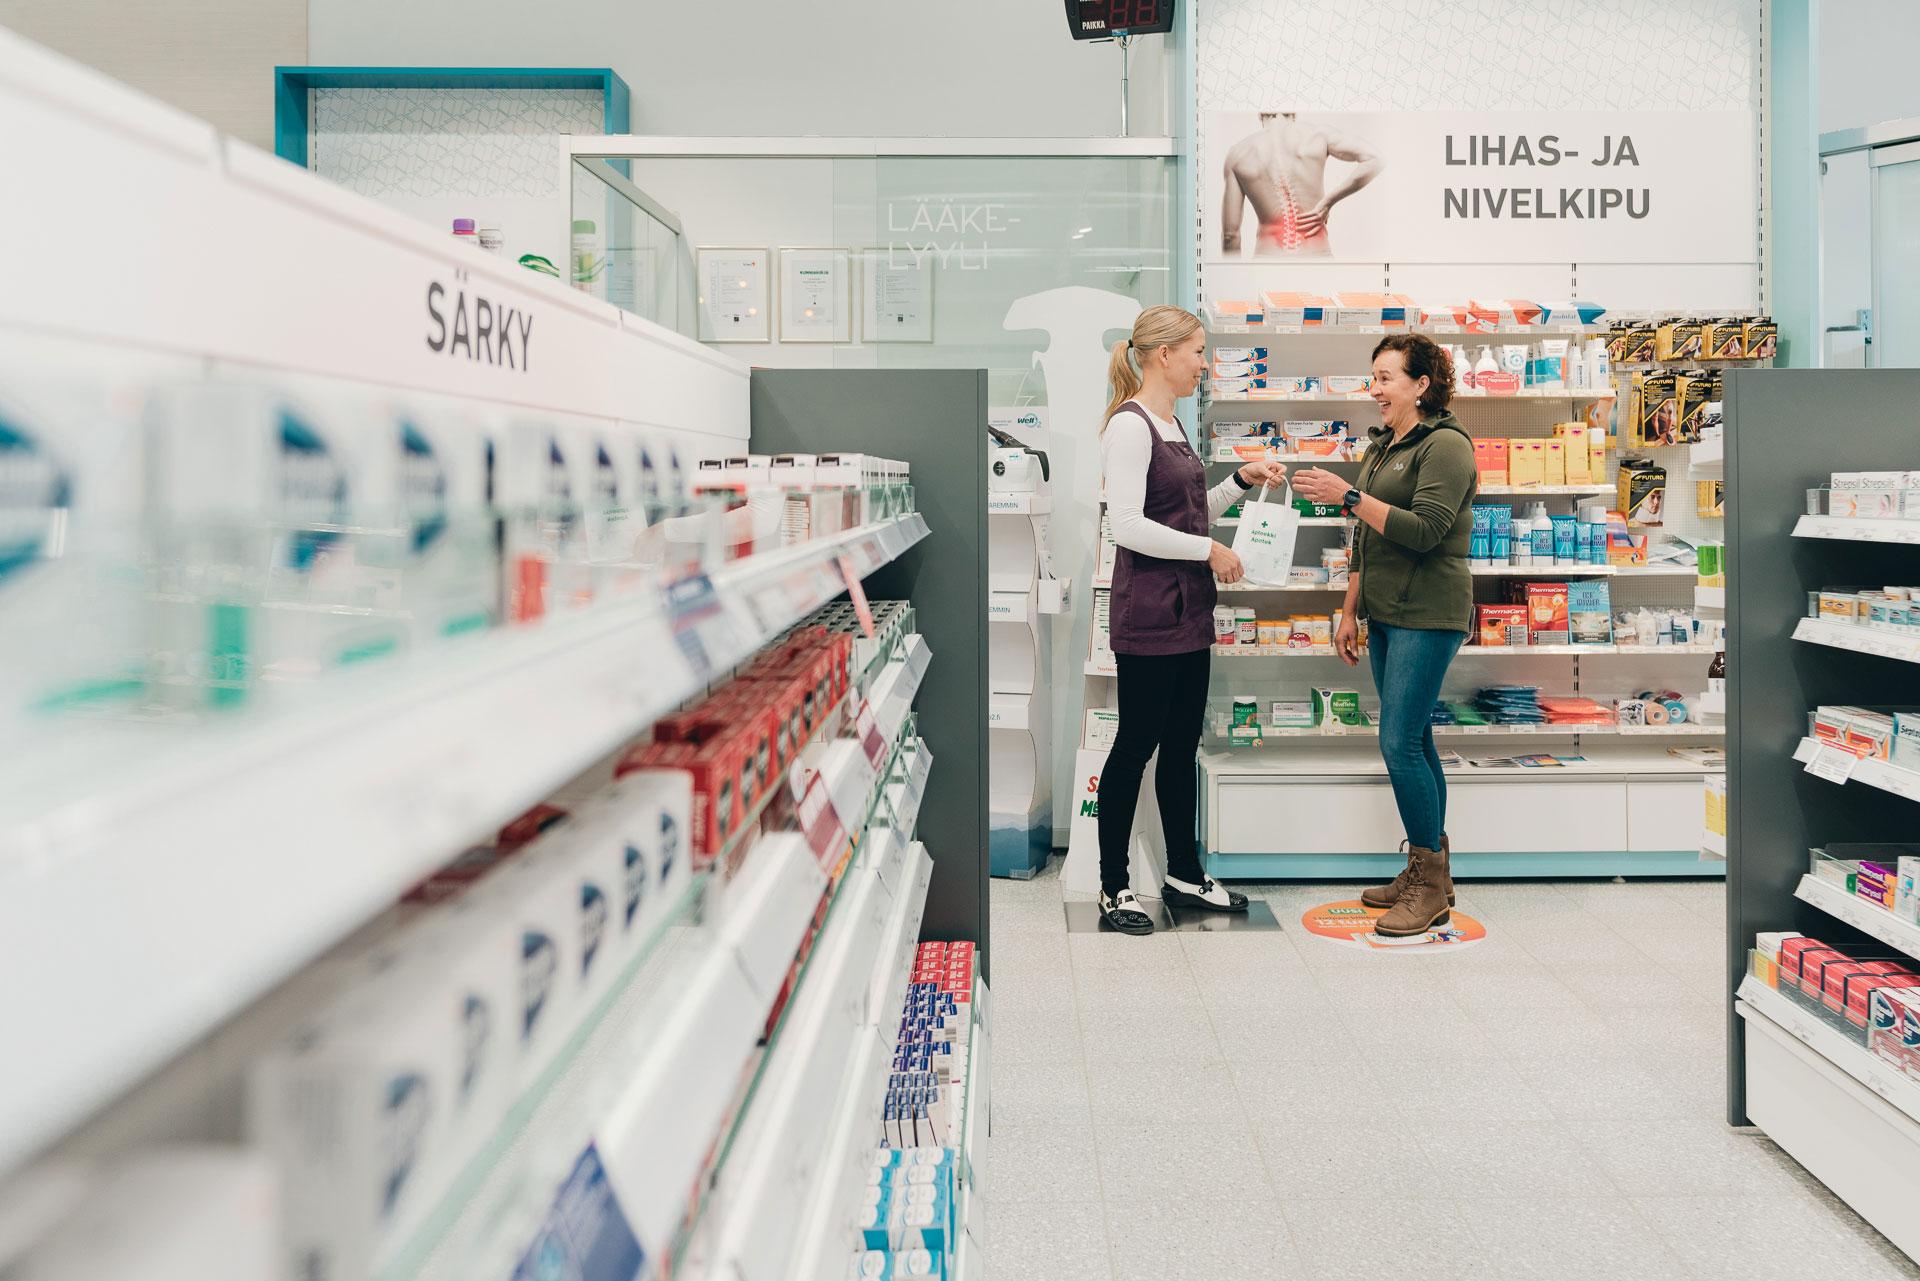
left=1102, top=304, right=1204, bottom=430
left=1103, top=339, right=1141, bottom=427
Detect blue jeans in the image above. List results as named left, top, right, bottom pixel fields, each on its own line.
left=1367, top=621, right=1464, bottom=851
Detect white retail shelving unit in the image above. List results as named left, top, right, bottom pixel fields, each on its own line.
left=1794, top=514, right=1920, bottom=544
left=987, top=454, right=1064, bottom=879
left=0, top=29, right=986, bottom=1281
left=1187, top=314, right=1726, bottom=879
left=1793, top=616, right=1920, bottom=664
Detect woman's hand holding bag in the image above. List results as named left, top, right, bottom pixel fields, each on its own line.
left=1228, top=481, right=1301, bottom=586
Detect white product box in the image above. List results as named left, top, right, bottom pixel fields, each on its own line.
left=771, top=453, right=819, bottom=491
left=723, top=454, right=773, bottom=488
left=0, top=348, right=151, bottom=742
left=1900, top=857, right=1920, bottom=926
left=1211, top=347, right=1269, bottom=363
left=1893, top=713, right=1920, bottom=773
left=498, top=418, right=597, bottom=617
left=388, top=400, right=498, bottom=643
left=5, top=1148, right=277, bottom=1281
left=591, top=769, right=695, bottom=943
left=250, top=904, right=521, bottom=1281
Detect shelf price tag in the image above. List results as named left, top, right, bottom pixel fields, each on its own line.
left=854, top=700, right=889, bottom=769
left=795, top=774, right=848, bottom=872
left=663, top=571, right=729, bottom=680
left=1806, top=744, right=1861, bottom=786
left=837, top=554, right=876, bottom=638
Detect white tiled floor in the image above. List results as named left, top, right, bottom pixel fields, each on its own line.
left=983, top=863, right=1920, bottom=1281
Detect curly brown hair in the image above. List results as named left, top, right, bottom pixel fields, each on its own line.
left=1371, top=333, right=1455, bottom=414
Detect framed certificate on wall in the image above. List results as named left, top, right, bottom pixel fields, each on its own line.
left=696, top=247, right=771, bottom=343
left=860, top=250, right=934, bottom=343
left=778, top=248, right=850, bottom=343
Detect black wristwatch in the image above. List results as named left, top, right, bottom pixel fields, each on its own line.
left=1232, top=468, right=1257, bottom=490
left=1342, top=487, right=1363, bottom=511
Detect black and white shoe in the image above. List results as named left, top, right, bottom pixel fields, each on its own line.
left=1162, top=874, right=1249, bottom=913
left=1099, top=888, right=1156, bottom=935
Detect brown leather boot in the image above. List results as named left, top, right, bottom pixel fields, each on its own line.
left=1374, top=844, right=1452, bottom=938
left=1361, top=835, right=1456, bottom=909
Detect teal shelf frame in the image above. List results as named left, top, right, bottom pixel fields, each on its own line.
left=272, top=66, right=631, bottom=168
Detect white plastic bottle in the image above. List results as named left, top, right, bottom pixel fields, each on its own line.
left=1473, top=347, right=1499, bottom=394
left=571, top=219, right=603, bottom=293
left=1585, top=337, right=1612, bottom=391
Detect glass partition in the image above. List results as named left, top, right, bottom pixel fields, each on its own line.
left=569, top=158, right=692, bottom=334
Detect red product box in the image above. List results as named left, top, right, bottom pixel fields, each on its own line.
left=1790, top=948, right=1848, bottom=1007
left=498, top=803, right=568, bottom=851
left=1523, top=582, right=1571, bottom=644
left=1823, top=960, right=1908, bottom=1015
left=1778, top=937, right=1828, bottom=991
left=1848, top=970, right=1920, bottom=1030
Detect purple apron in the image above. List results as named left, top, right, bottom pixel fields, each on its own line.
left=1109, top=402, right=1217, bottom=656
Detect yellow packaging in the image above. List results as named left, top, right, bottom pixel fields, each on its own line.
left=1302, top=615, right=1333, bottom=645
left=1622, top=323, right=1658, bottom=365
left=1589, top=424, right=1607, bottom=479
left=1704, top=318, right=1745, bottom=359
left=1637, top=370, right=1678, bottom=446
left=1542, top=439, right=1567, bottom=486
left=1697, top=479, right=1725, bottom=517
left=1656, top=318, right=1704, bottom=362
left=1745, top=318, right=1778, bottom=361
left=1675, top=371, right=1714, bottom=442
left=1605, top=324, right=1631, bottom=365
left=1556, top=424, right=1593, bottom=484
left=1509, top=439, right=1546, bottom=487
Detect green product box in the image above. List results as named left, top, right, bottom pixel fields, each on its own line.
left=1312, top=687, right=1364, bottom=726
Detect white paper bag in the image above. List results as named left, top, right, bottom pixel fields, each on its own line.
left=1230, top=483, right=1300, bottom=585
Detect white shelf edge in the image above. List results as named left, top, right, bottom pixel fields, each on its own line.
left=1793, top=617, right=1920, bottom=665
left=0, top=515, right=928, bottom=1175
left=1738, top=978, right=1920, bottom=1131
left=1794, top=735, right=1920, bottom=803
left=1214, top=723, right=1725, bottom=742
left=1214, top=515, right=1350, bottom=528
left=1795, top=874, right=1920, bottom=964
left=1793, top=514, right=1920, bottom=544
left=1696, top=586, right=1727, bottom=608
left=1702, top=829, right=1728, bottom=860
left=1472, top=565, right=1617, bottom=577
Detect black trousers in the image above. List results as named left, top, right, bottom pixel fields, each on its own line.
left=1097, top=646, right=1211, bottom=896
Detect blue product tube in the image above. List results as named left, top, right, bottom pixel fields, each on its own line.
left=1470, top=504, right=1494, bottom=563
left=1490, top=506, right=1513, bottom=564
left=1551, top=514, right=1577, bottom=564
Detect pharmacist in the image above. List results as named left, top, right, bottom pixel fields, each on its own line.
left=1294, top=334, right=1475, bottom=937
left=1096, top=305, right=1286, bottom=935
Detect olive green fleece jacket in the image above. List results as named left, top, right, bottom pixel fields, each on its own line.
left=1350, top=410, right=1477, bottom=633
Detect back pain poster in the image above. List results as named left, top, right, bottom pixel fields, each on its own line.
left=1204, top=110, right=1752, bottom=265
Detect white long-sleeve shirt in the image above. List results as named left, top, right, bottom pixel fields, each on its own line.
left=1102, top=405, right=1247, bottom=560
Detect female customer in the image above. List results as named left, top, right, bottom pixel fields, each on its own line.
left=1294, top=334, right=1475, bottom=937
left=1096, top=305, right=1287, bottom=935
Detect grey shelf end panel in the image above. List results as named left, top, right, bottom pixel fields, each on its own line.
left=1724, top=368, right=1920, bottom=1125
left=750, top=368, right=991, bottom=975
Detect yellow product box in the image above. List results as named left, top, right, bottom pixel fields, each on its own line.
left=1621, top=322, right=1659, bottom=365
left=1588, top=424, right=1607, bottom=479
left=1675, top=372, right=1715, bottom=442
left=1656, top=318, right=1704, bottom=362
left=1697, top=479, right=1725, bottom=517
left=1542, top=439, right=1568, bottom=486
left=1637, top=370, right=1678, bottom=447
left=1508, top=439, right=1546, bottom=487
left=1744, top=318, right=1778, bottom=361
left=1555, top=425, right=1593, bottom=484
left=1704, top=318, right=1745, bottom=359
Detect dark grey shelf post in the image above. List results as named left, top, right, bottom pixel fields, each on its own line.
left=1724, top=368, right=1920, bottom=1123
left=750, top=369, right=991, bottom=978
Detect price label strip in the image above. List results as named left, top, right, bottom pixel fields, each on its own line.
left=1806, top=743, right=1861, bottom=786
left=854, top=700, right=890, bottom=770
left=663, top=572, right=728, bottom=681
left=795, top=774, right=848, bottom=872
